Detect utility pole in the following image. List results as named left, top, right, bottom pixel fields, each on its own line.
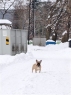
left=28, top=0, right=31, bottom=44
left=28, top=0, right=39, bottom=44
left=28, top=0, right=35, bottom=44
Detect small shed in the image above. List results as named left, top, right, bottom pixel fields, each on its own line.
left=46, top=40, right=56, bottom=45
left=0, top=19, right=28, bottom=55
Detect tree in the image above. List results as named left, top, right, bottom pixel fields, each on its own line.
left=67, top=0, right=71, bottom=40
left=46, top=0, right=70, bottom=42
left=34, top=1, right=52, bottom=37
left=0, top=0, right=15, bottom=19
left=29, top=0, right=71, bottom=41
left=13, top=0, right=28, bottom=29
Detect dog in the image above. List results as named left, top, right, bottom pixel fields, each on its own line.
left=32, top=60, right=42, bottom=73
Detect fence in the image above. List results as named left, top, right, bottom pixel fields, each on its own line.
left=33, top=36, right=46, bottom=46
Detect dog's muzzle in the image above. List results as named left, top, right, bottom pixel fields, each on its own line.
left=37, top=63, right=40, bottom=67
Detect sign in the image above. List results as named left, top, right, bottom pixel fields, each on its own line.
left=6, top=37, right=9, bottom=45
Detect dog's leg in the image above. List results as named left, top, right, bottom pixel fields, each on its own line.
left=39, top=70, right=41, bottom=73
left=39, top=67, right=41, bottom=73
left=35, top=69, right=37, bottom=73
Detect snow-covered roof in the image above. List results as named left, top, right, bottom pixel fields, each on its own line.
left=46, top=39, right=55, bottom=42
left=0, top=19, right=12, bottom=25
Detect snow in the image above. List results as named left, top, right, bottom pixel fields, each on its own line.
left=0, top=19, right=12, bottom=25
left=45, top=24, right=51, bottom=28
left=46, top=39, right=55, bottom=42
left=0, top=42, right=71, bottom=95
left=68, top=39, right=71, bottom=41
left=0, top=25, right=11, bottom=29
left=62, top=30, right=67, bottom=36
left=0, top=19, right=12, bottom=29
left=53, top=33, right=55, bottom=35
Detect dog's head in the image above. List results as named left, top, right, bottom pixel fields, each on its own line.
left=36, top=60, right=42, bottom=67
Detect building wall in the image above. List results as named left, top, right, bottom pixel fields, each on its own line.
left=0, top=29, right=28, bottom=55
left=11, top=29, right=28, bottom=55
left=0, top=29, right=11, bottom=55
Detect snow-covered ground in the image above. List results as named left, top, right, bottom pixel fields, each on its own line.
left=0, top=42, right=71, bottom=95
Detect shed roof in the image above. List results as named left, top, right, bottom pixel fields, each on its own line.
left=0, top=19, right=12, bottom=25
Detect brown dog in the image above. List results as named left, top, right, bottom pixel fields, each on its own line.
left=32, top=60, right=42, bottom=73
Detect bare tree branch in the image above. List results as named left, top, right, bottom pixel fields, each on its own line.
left=0, top=0, right=16, bottom=19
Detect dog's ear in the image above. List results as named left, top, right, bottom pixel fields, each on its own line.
left=36, top=60, right=38, bottom=63
left=40, top=60, right=42, bottom=63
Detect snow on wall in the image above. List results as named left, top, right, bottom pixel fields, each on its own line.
left=0, top=19, right=12, bottom=25
left=0, top=19, right=12, bottom=29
